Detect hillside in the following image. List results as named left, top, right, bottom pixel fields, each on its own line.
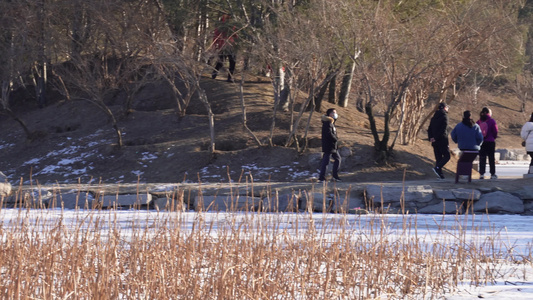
left=0, top=75, right=529, bottom=185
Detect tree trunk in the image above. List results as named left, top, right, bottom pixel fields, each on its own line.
left=279, top=67, right=291, bottom=111
left=365, top=101, right=392, bottom=164
left=268, top=66, right=284, bottom=146
left=36, top=0, right=47, bottom=108
left=2, top=109, right=33, bottom=141
left=239, top=75, right=262, bottom=146
left=328, top=73, right=336, bottom=104
left=1, top=82, right=33, bottom=140
left=338, top=61, right=356, bottom=108
left=197, top=86, right=215, bottom=155
left=312, top=79, right=328, bottom=112
left=98, top=102, right=123, bottom=148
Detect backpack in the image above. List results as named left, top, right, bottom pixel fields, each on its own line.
left=479, top=121, right=488, bottom=138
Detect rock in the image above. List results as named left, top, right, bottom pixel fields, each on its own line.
left=524, top=200, right=533, bottom=213
left=47, top=192, right=94, bottom=209
left=332, top=196, right=365, bottom=213
left=152, top=190, right=187, bottom=211
left=434, top=189, right=456, bottom=200
left=348, top=208, right=370, bottom=214
left=262, top=193, right=299, bottom=212
left=17, top=188, right=52, bottom=208
left=307, top=153, right=322, bottom=169
left=194, top=195, right=261, bottom=211
left=513, top=186, right=533, bottom=200
left=95, top=193, right=152, bottom=208
left=339, top=146, right=352, bottom=158
left=0, top=171, right=12, bottom=198
left=300, top=192, right=332, bottom=212
left=496, top=149, right=515, bottom=161
left=473, top=191, right=524, bottom=214
left=366, top=184, right=434, bottom=205
left=0, top=171, right=7, bottom=182
left=418, top=201, right=463, bottom=214
left=496, top=149, right=511, bottom=160
left=452, top=188, right=481, bottom=201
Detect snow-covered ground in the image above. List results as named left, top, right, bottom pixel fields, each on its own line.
left=1, top=208, right=533, bottom=298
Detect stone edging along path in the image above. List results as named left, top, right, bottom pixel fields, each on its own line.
left=1, top=176, right=533, bottom=215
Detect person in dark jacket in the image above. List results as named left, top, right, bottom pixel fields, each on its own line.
left=318, top=108, right=341, bottom=182
left=428, top=102, right=450, bottom=179
left=476, top=107, right=499, bottom=179
left=211, top=14, right=237, bottom=82
left=451, top=111, right=483, bottom=151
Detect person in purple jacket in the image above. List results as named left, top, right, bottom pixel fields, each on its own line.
left=476, top=107, right=499, bottom=179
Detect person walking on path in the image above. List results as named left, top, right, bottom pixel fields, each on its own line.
left=451, top=111, right=484, bottom=151
left=476, top=107, right=499, bottom=179
left=521, top=112, right=533, bottom=173
left=428, top=102, right=451, bottom=179
left=211, top=14, right=237, bottom=82
left=318, top=108, right=341, bottom=182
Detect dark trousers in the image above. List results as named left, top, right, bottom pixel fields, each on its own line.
left=212, top=54, right=236, bottom=80
left=432, top=139, right=450, bottom=169
left=479, top=141, right=496, bottom=175
left=528, top=152, right=533, bottom=167
left=319, top=150, right=341, bottom=180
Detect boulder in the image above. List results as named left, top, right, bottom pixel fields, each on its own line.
left=307, top=153, right=322, bottom=169
left=524, top=200, right=533, bottom=213
left=332, top=196, right=365, bottom=213
left=366, top=184, right=434, bottom=205
left=418, top=201, right=463, bottom=214
left=194, top=195, right=261, bottom=211
left=349, top=208, right=370, bottom=214
left=95, top=193, right=152, bottom=208
left=153, top=196, right=187, bottom=212
left=300, top=192, right=332, bottom=213
left=152, top=188, right=188, bottom=211
left=339, top=146, right=352, bottom=158
left=0, top=171, right=7, bottom=182
left=18, top=188, right=52, bottom=208
left=496, top=149, right=516, bottom=161
left=452, top=188, right=481, bottom=201
left=47, top=192, right=94, bottom=209
left=0, top=171, right=12, bottom=198
left=513, top=186, right=533, bottom=200
left=434, top=189, right=456, bottom=200
left=473, top=191, right=524, bottom=214
left=262, top=193, right=299, bottom=212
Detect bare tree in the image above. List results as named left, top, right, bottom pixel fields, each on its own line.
left=53, top=0, right=171, bottom=148
left=510, top=71, right=533, bottom=114
left=333, top=0, right=525, bottom=162
left=245, top=0, right=342, bottom=150
left=0, top=0, right=41, bottom=139
left=409, top=0, right=524, bottom=143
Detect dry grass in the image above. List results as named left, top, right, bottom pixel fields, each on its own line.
left=0, top=184, right=532, bottom=299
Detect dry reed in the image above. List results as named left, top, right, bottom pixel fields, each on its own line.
left=0, top=181, right=531, bottom=299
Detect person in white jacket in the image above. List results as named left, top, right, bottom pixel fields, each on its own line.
left=521, top=112, right=533, bottom=172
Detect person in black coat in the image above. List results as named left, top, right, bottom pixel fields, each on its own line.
left=319, top=108, right=341, bottom=182
left=428, top=103, right=450, bottom=179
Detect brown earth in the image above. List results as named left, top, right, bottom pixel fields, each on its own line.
left=0, top=74, right=530, bottom=186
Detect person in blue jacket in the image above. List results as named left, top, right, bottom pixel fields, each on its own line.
left=451, top=110, right=483, bottom=151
